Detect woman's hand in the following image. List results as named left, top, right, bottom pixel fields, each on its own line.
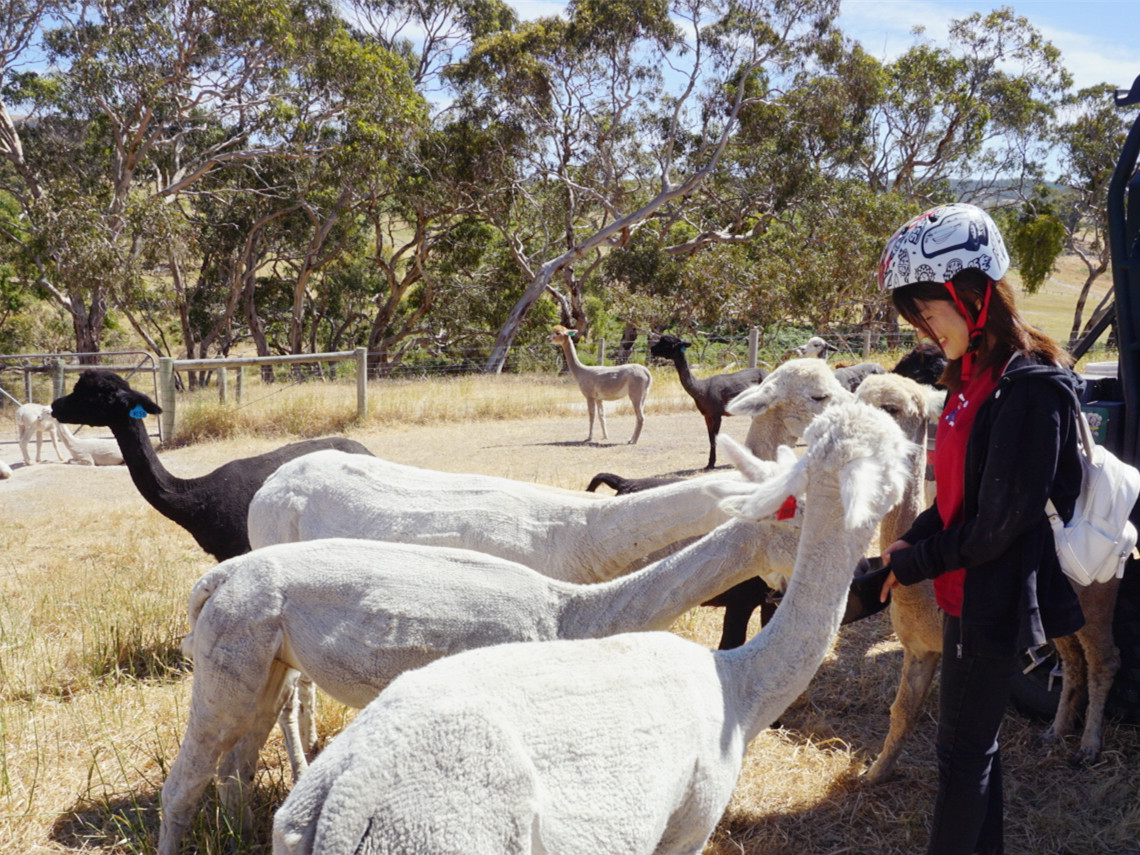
left=879, top=539, right=910, bottom=602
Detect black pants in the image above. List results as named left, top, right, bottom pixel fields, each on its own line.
left=928, top=615, right=1017, bottom=855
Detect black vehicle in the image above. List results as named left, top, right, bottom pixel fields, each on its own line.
left=1011, top=73, right=1140, bottom=722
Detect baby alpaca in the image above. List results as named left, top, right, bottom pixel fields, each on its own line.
left=56, top=422, right=124, bottom=466
left=158, top=444, right=798, bottom=854
left=271, top=401, right=913, bottom=855
left=16, top=403, right=64, bottom=465
left=549, top=325, right=652, bottom=443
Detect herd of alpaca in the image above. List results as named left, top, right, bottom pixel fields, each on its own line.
left=270, top=402, right=913, bottom=855
left=13, top=351, right=1127, bottom=853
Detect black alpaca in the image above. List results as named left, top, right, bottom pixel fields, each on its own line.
left=584, top=472, right=682, bottom=494
left=650, top=334, right=768, bottom=470
left=892, top=342, right=947, bottom=388
left=50, top=369, right=374, bottom=561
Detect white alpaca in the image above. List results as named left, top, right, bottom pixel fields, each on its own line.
left=782, top=335, right=836, bottom=361
left=271, top=401, right=913, bottom=855
left=0, top=459, right=11, bottom=479
left=16, top=403, right=64, bottom=465
left=549, top=324, right=652, bottom=443
left=249, top=452, right=744, bottom=584
left=727, top=358, right=854, bottom=460
left=56, top=422, right=124, bottom=466
left=157, top=446, right=801, bottom=854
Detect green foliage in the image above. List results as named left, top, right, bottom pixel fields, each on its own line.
left=1002, top=208, right=1067, bottom=294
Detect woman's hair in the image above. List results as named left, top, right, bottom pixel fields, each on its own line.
left=891, top=268, right=1071, bottom=389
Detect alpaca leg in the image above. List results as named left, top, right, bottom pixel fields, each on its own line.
left=1044, top=633, right=1087, bottom=745
left=295, top=675, right=320, bottom=764
left=275, top=673, right=311, bottom=778
left=704, top=414, right=721, bottom=469
left=18, top=422, right=37, bottom=465
left=216, top=660, right=298, bottom=831
left=585, top=398, right=596, bottom=442
left=865, top=647, right=940, bottom=783
left=45, top=423, right=64, bottom=461
left=159, top=682, right=270, bottom=855
left=1075, top=629, right=1119, bottom=763
left=596, top=398, right=608, bottom=440
left=628, top=391, right=647, bottom=444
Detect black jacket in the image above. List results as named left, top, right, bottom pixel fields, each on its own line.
left=890, top=353, right=1086, bottom=657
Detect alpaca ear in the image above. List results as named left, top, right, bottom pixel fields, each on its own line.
left=840, top=457, right=902, bottom=530
left=121, top=388, right=163, bottom=416
left=717, top=463, right=807, bottom=521
left=717, top=434, right=795, bottom=483
left=725, top=383, right=773, bottom=417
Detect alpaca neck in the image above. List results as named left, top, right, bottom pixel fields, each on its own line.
left=108, top=418, right=188, bottom=516
left=744, top=412, right=797, bottom=460
left=559, top=337, right=590, bottom=380
left=667, top=351, right=702, bottom=398
left=564, top=516, right=779, bottom=634
left=577, top=478, right=738, bottom=582
left=720, top=481, right=877, bottom=743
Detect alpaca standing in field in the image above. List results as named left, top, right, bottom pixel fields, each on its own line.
left=649, top=333, right=768, bottom=469
left=549, top=325, right=652, bottom=443
left=271, top=401, right=913, bottom=855
left=50, top=369, right=373, bottom=561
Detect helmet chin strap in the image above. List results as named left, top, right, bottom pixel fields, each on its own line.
left=943, top=279, right=992, bottom=383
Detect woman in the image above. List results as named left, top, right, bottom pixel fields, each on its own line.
left=877, top=202, right=1086, bottom=855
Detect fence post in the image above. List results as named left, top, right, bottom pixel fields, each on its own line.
left=235, top=367, right=243, bottom=405
left=597, top=338, right=605, bottom=366
left=863, top=328, right=872, bottom=358
left=218, top=366, right=228, bottom=403
left=159, top=357, right=176, bottom=443
left=52, top=359, right=65, bottom=398
left=23, top=366, right=31, bottom=401
left=355, top=347, right=368, bottom=420
left=748, top=328, right=759, bottom=369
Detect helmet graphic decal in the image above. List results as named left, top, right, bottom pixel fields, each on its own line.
left=878, top=203, right=1010, bottom=291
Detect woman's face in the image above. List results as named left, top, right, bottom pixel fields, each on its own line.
left=914, top=297, right=971, bottom=360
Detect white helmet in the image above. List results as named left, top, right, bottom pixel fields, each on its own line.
left=878, top=203, right=1010, bottom=291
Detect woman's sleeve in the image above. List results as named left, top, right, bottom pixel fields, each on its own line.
left=890, top=379, right=1067, bottom=586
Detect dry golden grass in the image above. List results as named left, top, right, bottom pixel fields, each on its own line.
left=0, top=263, right=1136, bottom=854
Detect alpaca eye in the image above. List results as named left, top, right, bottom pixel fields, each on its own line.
left=811, top=395, right=829, bottom=403
left=883, top=406, right=900, bottom=416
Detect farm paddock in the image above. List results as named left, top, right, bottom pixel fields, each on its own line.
left=1, top=402, right=1138, bottom=855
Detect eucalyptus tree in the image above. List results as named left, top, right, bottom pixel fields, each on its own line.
left=443, top=0, right=842, bottom=373
left=859, top=8, right=1068, bottom=206
left=0, top=0, right=424, bottom=360
left=1050, top=83, right=1137, bottom=345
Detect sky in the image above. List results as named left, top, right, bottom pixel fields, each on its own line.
left=509, top=0, right=1139, bottom=94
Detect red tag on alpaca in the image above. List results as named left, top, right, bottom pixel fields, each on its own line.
left=775, top=496, right=797, bottom=521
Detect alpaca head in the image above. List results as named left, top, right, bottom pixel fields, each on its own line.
left=649, top=334, right=690, bottom=361
left=854, top=373, right=931, bottom=446
left=891, top=341, right=947, bottom=387
left=51, top=369, right=162, bottom=427
left=795, top=336, right=837, bottom=359
left=548, top=325, right=577, bottom=345
left=715, top=401, right=911, bottom=531
left=725, top=358, right=853, bottom=436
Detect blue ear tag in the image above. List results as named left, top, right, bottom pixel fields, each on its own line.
left=129, top=405, right=148, bottom=419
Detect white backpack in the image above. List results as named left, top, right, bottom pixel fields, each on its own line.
left=1045, top=409, right=1140, bottom=587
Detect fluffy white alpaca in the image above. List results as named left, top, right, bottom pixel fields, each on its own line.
left=56, top=422, right=124, bottom=466
left=726, top=357, right=854, bottom=460
left=157, top=447, right=801, bottom=854
left=16, top=403, right=64, bottom=465
left=549, top=324, right=652, bottom=443
left=271, top=401, right=913, bottom=855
